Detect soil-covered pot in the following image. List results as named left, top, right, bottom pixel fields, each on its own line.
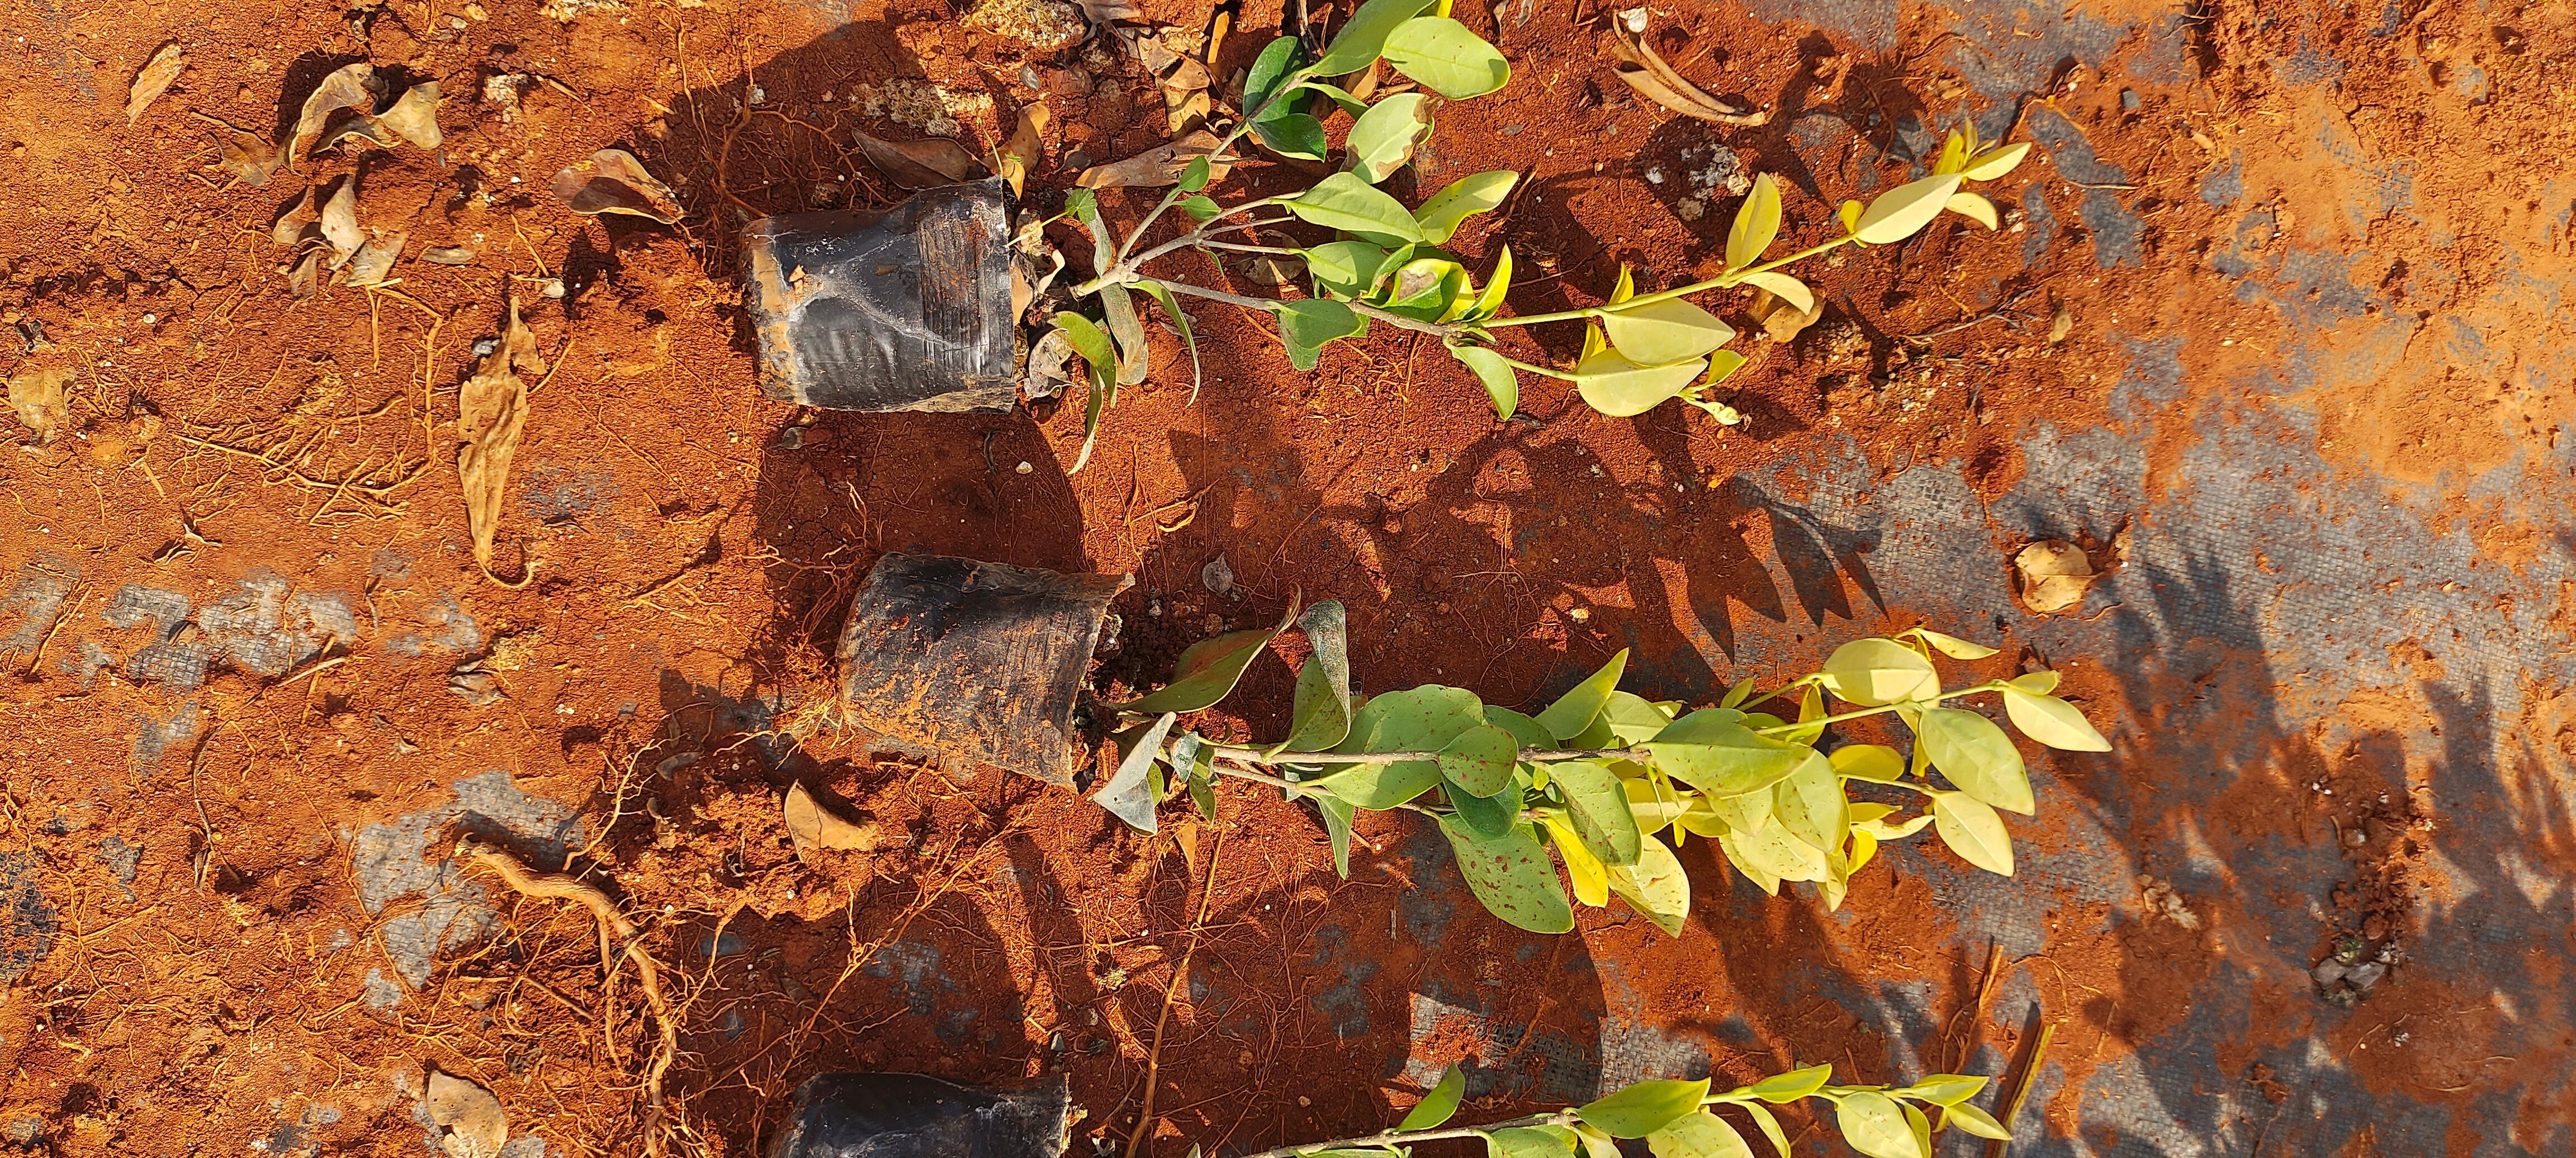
left=743, top=178, right=1018, bottom=412
left=769, top=1072, right=1071, bottom=1158
left=835, top=553, right=1129, bottom=786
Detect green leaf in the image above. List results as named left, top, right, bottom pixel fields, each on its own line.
left=1313, top=0, right=1439, bottom=76
left=1301, top=80, right=1372, bottom=116
left=1313, top=792, right=1357, bottom=877
left=1060, top=186, right=1098, bottom=225
left=1179, top=154, right=1211, bottom=193
left=2007, top=670, right=2061, bottom=695
left=1748, top=1064, right=1831, bottom=1104
left=1720, top=677, right=1759, bottom=710
left=1536, top=648, right=1629, bottom=739
left=1828, top=743, right=1906, bottom=783
left=1736, top=270, right=1812, bottom=316
left=1961, top=141, right=2032, bottom=181
left=1819, top=638, right=1938, bottom=706
left=1244, top=36, right=1308, bottom=122
left=1313, top=685, right=1487, bottom=808
left=1645, top=1111, right=1753, bottom=1158
left=1378, top=257, right=1468, bottom=314
left=1599, top=296, right=1734, bottom=366
left=1486, top=1126, right=1577, bottom=1158
left=1595, top=691, right=1675, bottom=745
left=1278, top=601, right=1356, bottom=753
left=1344, top=92, right=1433, bottom=183
left=1918, top=707, right=2033, bottom=814
left=1282, top=330, right=1324, bottom=372
left=1580, top=1079, right=1711, bottom=1139
left=1134, top=279, right=1202, bottom=401
left=1572, top=349, right=1707, bottom=417
left=1437, top=814, right=1574, bottom=933
left=1909, top=627, right=1997, bottom=659
left=1053, top=312, right=1114, bottom=373
left=1438, top=724, right=1521, bottom=798
left=1288, top=171, right=1426, bottom=245
left=1252, top=112, right=1330, bottom=160
left=1483, top=705, right=1554, bottom=750
left=1305, top=240, right=1396, bottom=299
left=1851, top=173, right=1963, bottom=245
left=1904, top=1074, right=1988, bottom=1107
left=1548, top=760, right=1641, bottom=866
left=1573, top=1124, right=1624, bottom=1158
left=1095, top=712, right=1178, bottom=833
left=1741, top=1102, right=1792, bottom=1158
left=1835, top=1091, right=1922, bottom=1158
left=1726, top=173, right=1781, bottom=270
left=1382, top=16, right=1511, bottom=99
left=1181, top=195, right=1221, bottom=222
left=1769, top=751, right=1846, bottom=855
left=1603, top=832, right=1688, bottom=935
left=1447, top=764, right=1525, bottom=838
left=1452, top=344, right=1519, bottom=418
left=1399, top=1064, right=1466, bottom=1131
left=1942, top=1101, right=2012, bottom=1141
left=1467, top=245, right=1513, bottom=320
left=1413, top=170, right=1518, bottom=244
left=1721, top=815, right=1829, bottom=884
left=1929, top=789, right=2014, bottom=875
left=1280, top=297, right=1365, bottom=351
left=2002, top=687, right=2111, bottom=752
left=1641, top=709, right=1810, bottom=798
left=1118, top=600, right=1298, bottom=714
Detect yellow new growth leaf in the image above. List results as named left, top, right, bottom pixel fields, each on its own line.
left=1852, top=174, right=1963, bottom=244
left=1726, top=173, right=1782, bottom=270
left=1962, top=141, right=2033, bottom=181
left=1945, top=191, right=2000, bottom=230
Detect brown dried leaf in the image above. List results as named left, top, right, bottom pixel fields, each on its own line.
left=126, top=43, right=186, bottom=124
left=6, top=368, right=73, bottom=443
left=271, top=188, right=318, bottom=247
left=285, top=249, right=323, bottom=300
left=854, top=129, right=986, bottom=191
left=376, top=81, right=443, bottom=148
left=291, top=63, right=381, bottom=160
left=1076, top=130, right=1229, bottom=189
left=1749, top=286, right=1822, bottom=343
left=211, top=120, right=282, bottom=187
left=1608, top=25, right=1768, bottom=125
left=2014, top=539, right=2097, bottom=615
left=318, top=176, right=363, bottom=267
left=457, top=300, right=543, bottom=575
left=782, top=781, right=888, bottom=859
left=993, top=105, right=1049, bottom=197
left=345, top=230, right=405, bottom=287
left=424, top=1071, right=508, bottom=1158
left=547, top=148, right=684, bottom=222
left=1162, top=56, right=1212, bottom=136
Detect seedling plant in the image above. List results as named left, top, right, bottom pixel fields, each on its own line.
left=1094, top=600, right=2110, bottom=934
left=1044, top=0, right=2032, bottom=467
left=1227, top=1060, right=2015, bottom=1158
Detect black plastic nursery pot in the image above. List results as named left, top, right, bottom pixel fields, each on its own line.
left=743, top=178, right=1020, bottom=412
left=835, top=552, right=1129, bottom=787
left=768, top=1072, right=1072, bottom=1158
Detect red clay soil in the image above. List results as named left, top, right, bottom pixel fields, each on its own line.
left=2, top=0, right=2569, bottom=1155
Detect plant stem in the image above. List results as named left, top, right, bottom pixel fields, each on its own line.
left=1150, top=282, right=1462, bottom=340
left=1205, top=757, right=1446, bottom=818
left=1200, top=240, right=1306, bottom=256
left=1229, top=1110, right=1585, bottom=1158
left=1750, top=681, right=2009, bottom=735
left=1112, top=68, right=1314, bottom=266
left=1480, top=237, right=1854, bottom=329
left=1209, top=743, right=1649, bottom=766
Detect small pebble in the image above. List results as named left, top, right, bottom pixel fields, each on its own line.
left=1015, top=460, right=1033, bottom=474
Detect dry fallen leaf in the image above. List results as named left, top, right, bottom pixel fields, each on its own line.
left=1024, top=326, right=1073, bottom=401
left=1076, top=130, right=1230, bottom=189
left=854, top=129, right=986, bottom=191
left=318, top=177, right=363, bottom=268
left=782, top=781, right=888, bottom=858
left=457, top=299, right=543, bottom=581
left=2015, top=539, right=2097, bottom=614
left=206, top=117, right=282, bottom=187
left=424, top=1071, right=508, bottom=1158
left=290, top=63, right=381, bottom=160
left=7, top=368, right=74, bottom=443
left=1608, top=24, right=1769, bottom=125
left=271, top=188, right=318, bottom=248
left=1749, top=285, right=1823, bottom=343
left=376, top=81, right=444, bottom=148
left=127, top=43, right=186, bottom=124
left=344, top=230, right=406, bottom=287
left=993, top=105, right=1049, bottom=197
left=548, top=149, right=684, bottom=223
left=285, top=249, right=323, bottom=300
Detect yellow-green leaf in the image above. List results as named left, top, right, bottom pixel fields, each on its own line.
left=1829, top=743, right=1905, bottom=784
left=1905, top=1074, right=1988, bottom=1107
left=1469, top=245, right=1513, bottom=319
left=1737, top=270, right=1812, bottom=315
left=1413, top=169, right=1517, bottom=244
left=1452, top=344, right=1519, bottom=417
left=2007, top=670, right=2061, bottom=695
left=1646, top=1111, right=1753, bottom=1158
left=1580, top=1078, right=1711, bottom=1139
left=1382, top=16, right=1510, bottom=99
left=1911, top=628, right=1997, bottom=659
left=1315, top=686, right=1487, bottom=808
left=1534, top=648, right=1626, bottom=739
left=1944, top=191, right=1999, bottom=230
left=2003, top=687, right=2111, bottom=751
left=1852, top=173, right=1962, bottom=244
left=1835, top=1090, right=1925, bottom=1158
left=1961, top=141, right=2032, bottom=181
left=1550, top=758, right=1642, bottom=866
left=1600, top=296, right=1735, bottom=366
left=1311, top=0, right=1440, bottom=75
left=1544, top=815, right=1611, bottom=907
left=1604, top=832, right=1688, bottom=934
left=1942, top=1102, right=2012, bottom=1141
left=1437, top=813, right=1574, bottom=933
left=1933, top=127, right=1973, bottom=175
left=1929, top=790, right=2014, bottom=876
left=1836, top=198, right=1863, bottom=234
left=1725, top=172, right=1781, bottom=270
left=1748, top=1064, right=1831, bottom=1103
left=1399, top=1063, right=1466, bottom=1131
left=1820, top=638, right=1938, bottom=706
left=1287, top=170, right=1426, bottom=245
left=1918, top=707, right=2033, bottom=813
left=1573, top=349, right=1708, bottom=417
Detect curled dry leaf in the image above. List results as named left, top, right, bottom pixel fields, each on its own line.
left=1076, top=129, right=1230, bottom=189
left=457, top=300, right=543, bottom=579
left=126, top=42, right=186, bottom=124
left=1608, top=24, right=1768, bottom=126
left=344, top=231, right=406, bottom=287
left=548, top=148, right=684, bottom=223
left=7, top=368, right=74, bottom=443
left=1749, top=284, right=1822, bottom=343
left=782, top=781, right=889, bottom=858
left=375, top=81, right=444, bottom=148
left=207, top=118, right=282, bottom=187
left=271, top=188, right=319, bottom=248
left=993, top=105, right=1049, bottom=197
left=290, top=63, right=382, bottom=160
left=854, top=129, right=986, bottom=191
left=1024, top=326, right=1073, bottom=401
left=285, top=250, right=323, bottom=300
left=2015, top=539, right=2097, bottom=614
left=318, top=177, right=364, bottom=267
left=424, top=1070, right=508, bottom=1158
